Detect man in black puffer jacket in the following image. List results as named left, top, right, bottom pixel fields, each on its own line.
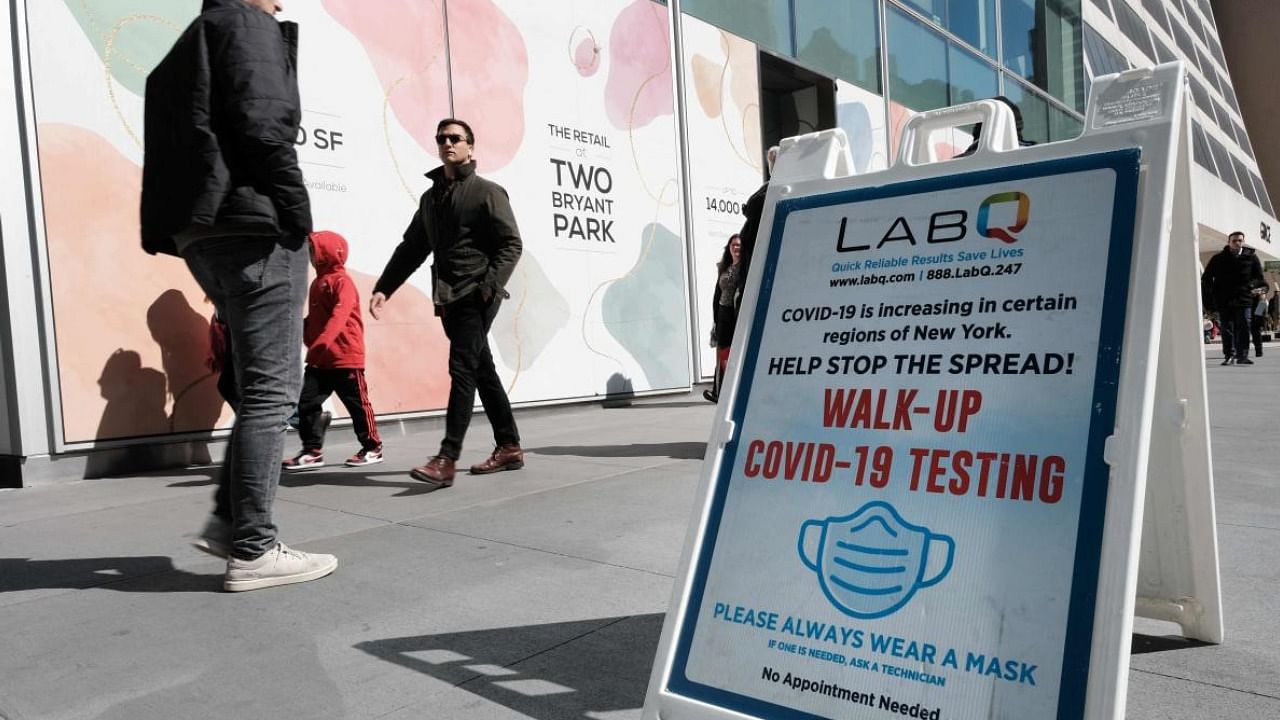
left=1202, top=231, right=1266, bottom=365
left=142, top=0, right=336, bottom=592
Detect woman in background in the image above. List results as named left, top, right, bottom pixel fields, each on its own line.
left=705, top=234, right=742, bottom=403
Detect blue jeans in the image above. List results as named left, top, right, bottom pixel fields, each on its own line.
left=183, top=236, right=307, bottom=560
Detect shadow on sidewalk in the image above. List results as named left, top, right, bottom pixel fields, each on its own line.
left=0, top=556, right=221, bottom=593
left=1131, top=633, right=1213, bottom=655
left=610, top=400, right=716, bottom=409
left=168, top=469, right=448, bottom=497
left=356, top=613, right=662, bottom=720
left=530, top=442, right=706, bottom=460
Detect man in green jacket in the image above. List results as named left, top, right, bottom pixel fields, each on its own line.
left=370, top=118, right=524, bottom=487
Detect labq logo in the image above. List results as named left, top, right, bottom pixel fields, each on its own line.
left=835, top=190, right=1032, bottom=252
left=977, top=191, right=1030, bottom=244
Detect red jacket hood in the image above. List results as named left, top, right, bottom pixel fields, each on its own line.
left=310, top=230, right=348, bottom=273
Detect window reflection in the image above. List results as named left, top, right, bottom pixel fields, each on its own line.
left=795, top=0, right=881, bottom=93
left=887, top=7, right=949, bottom=111
left=887, top=7, right=1002, bottom=114
left=899, top=0, right=997, bottom=57
left=1001, top=0, right=1037, bottom=82
left=1001, top=76, right=1050, bottom=144
left=681, top=0, right=793, bottom=56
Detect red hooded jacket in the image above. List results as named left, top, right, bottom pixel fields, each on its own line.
left=305, top=231, right=365, bottom=369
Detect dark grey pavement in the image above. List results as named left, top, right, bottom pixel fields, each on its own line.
left=0, top=353, right=1277, bottom=719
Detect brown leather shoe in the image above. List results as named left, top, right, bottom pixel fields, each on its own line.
left=469, top=444, right=525, bottom=475
left=410, top=456, right=456, bottom=487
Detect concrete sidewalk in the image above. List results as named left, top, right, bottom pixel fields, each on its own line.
left=0, top=360, right=1277, bottom=719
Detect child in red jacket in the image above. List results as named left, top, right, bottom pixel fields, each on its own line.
left=284, top=231, right=383, bottom=470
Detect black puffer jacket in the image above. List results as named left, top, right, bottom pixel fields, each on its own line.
left=1202, top=244, right=1265, bottom=311
left=141, top=0, right=311, bottom=256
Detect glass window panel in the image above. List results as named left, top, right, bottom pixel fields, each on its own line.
left=1169, top=20, right=1196, bottom=60
left=1000, top=0, right=1038, bottom=82
left=1086, top=0, right=1112, bottom=20
left=1190, top=122, right=1216, bottom=174
left=1197, top=0, right=1216, bottom=26
left=1194, top=46, right=1213, bottom=77
left=1113, top=0, right=1156, bottom=61
left=1141, top=0, right=1172, bottom=36
left=1232, top=120, right=1254, bottom=159
left=1151, top=36, right=1176, bottom=65
left=886, top=7, right=949, bottom=111
left=1231, top=155, right=1261, bottom=206
left=1002, top=76, right=1050, bottom=145
left=1083, top=23, right=1129, bottom=79
left=1049, top=104, right=1083, bottom=142
left=1207, top=35, right=1226, bottom=67
left=947, top=43, right=998, bottom=105
left=900, top=1, right=997, bottom=57
left=795, top=0, right=881, bottom=93
left=1187, top=77, right=1212, bottom=116
left=1184, top=6, right=1208, bottom=45
left=1000, top=0, right=1084, bottom=112
left=1210, top=67, right=1228, bottom=97
left=1205, top=132, right=1243, bottom=194
left=1208, top=102, right=1228, bottom=136
left=947, top=0, right=998, bottom=57
left=1223, top=83, right=1242, bottom=115
left=681, top=0, right=792, bottom=56
left=1251, top=171, right=1275, bottom=216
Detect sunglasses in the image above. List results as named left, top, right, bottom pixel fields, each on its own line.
left=435, top=133, right=468, bottom=146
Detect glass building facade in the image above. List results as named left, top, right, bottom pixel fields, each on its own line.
left=682, top=0, right=1086, bottom=144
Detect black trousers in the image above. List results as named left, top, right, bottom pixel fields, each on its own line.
left=1222, top=305, right=1251, bottom=360
left=297, top=366, right=381, bottom=451
left=439, top=292, right=519, bottom=459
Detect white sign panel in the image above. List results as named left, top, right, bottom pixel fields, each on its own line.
left=663, top=151, right=1141, bottom=718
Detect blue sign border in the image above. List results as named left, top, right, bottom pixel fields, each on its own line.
left=666, top=149, right=1142, bottom=720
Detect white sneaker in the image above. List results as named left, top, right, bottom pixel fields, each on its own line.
left=224, top=542, right=338, bottom=592
left=191, top=515, right=231, bottom=559
left=283, top=449, right=325, bottom=471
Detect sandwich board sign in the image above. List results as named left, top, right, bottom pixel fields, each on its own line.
left=644, top=62, right=1221, bottom=720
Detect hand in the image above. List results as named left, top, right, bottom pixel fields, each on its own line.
left=369, top=292, right=387, bottom=320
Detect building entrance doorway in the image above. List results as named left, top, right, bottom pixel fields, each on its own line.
left=758, top=52, right=836, bottom=172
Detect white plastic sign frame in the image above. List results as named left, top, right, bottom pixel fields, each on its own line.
left=643, top=63, right=1217, bottom=720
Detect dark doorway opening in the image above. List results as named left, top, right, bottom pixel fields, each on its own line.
left=758, top=51, right=836, bottom=172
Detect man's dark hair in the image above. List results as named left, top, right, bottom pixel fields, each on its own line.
left=437, top=118, right=475, bottom=144
left=991, top=95, right=1025, bottom=136
left=1229, top=231, right=1245, bottom=240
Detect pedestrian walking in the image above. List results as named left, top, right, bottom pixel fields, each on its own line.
left=1202, top=231, right=1266, bottom=365
left=283, top=231, right=383, bottom=471
left=369, top=118, right=524, bottom=489
left=704, top=234, right=742, bottom=403
left=1250, top=286, right=1269, bottom=358
left=141, top=0, right=337, bottom=591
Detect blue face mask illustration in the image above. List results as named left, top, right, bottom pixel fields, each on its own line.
left=798, top=501, right=954, bottom=619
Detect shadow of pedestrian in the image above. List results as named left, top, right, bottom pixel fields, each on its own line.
left=147, top=290, right=224, bottom=463
left=603, top=372, right=635, bottom=408
left=529, top=442, right=706, bottom=460
left=85, top=349, right=169, bottom=477
left=355, top=613, right=663, bottom=720
left=0, top=556, right=222, bottom=594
